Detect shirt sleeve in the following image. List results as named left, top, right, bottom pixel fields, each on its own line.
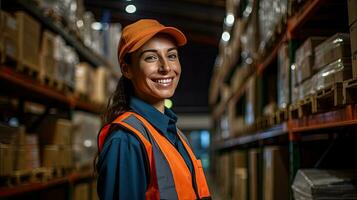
left=97, top=129, right=148, bottom=200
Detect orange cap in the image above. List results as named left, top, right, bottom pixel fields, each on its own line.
left=118, top=19, right=187, bottom=65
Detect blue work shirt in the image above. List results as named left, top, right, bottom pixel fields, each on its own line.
left=97, top=96, right=194, bottom=200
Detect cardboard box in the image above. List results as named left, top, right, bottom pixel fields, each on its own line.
left=314, top=33, right=351, bottom=71
left=3, top=35, right=18, bottom=60
left=0, top=143, right=14, bottom=176
left=39, top=53, right=56, bottom=80
left=0, top=124, right=26, bottom=145
left=295, top=37, right=326, bottom=65
left=92, top=67, right=109, bottom=105
left=351, top=21, right=357, bottom=54
left=75, top=62, right=94, bottom=97
left=315, top=58, right=352, bottom=91
left=249, top=149, right=260, bottom=200
left=40, top=30, right=55, bottom=57
left=232, top=168, right=248, bottom=200
left=16, top=11, right=40, bottom=71
left=353, top=53, right=357, bottom=78
left=73, top=183, right=90, bottom=200
left=38, top=118, right=72, bottom=145
left=2, top=11, right=18, bottom=41
left=42, top=145, right=60, bottom=168
left=348, top=0, right=357, bottom=25
left=263, top=146, right=289, bottom=200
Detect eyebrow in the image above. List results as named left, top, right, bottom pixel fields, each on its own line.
left=139, top=47, right=178, bottom=57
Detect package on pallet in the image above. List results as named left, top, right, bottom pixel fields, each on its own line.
left=37, top=118, right=73, bottom=145
left=39, top=30, right=56, bottom=79
left=62, top=46, right=78, bottom=89
left=92, top=67, right=109, bottom=105
left=72, top=111, right=101, bottom=167
left=277, top=43, right=290, bottom=109
left=0, top=143, right=15, bottom=176
left=299, top=77, right=314, bottom=100
left=16, top=134, right=40, bottom=171
left=42, top=145, right=60, bottom=168
left=249, top=149, right=260, bottom=200
left=75, top=62, right=94, bottom=97
left=1, top=11, right=18, bottom=61
left=0, top=124, right=26, bottom=145
left=16, top=11, right=41, bottom=71
left=315, top=58, right=352, bottom=91
left=232, top=168, right=247, bottom=200
left=348, top=0, right=357, bottom=26
left=263, top=146, right=289, bottom=200
left=351, top=21, right=357, bottom=54
left=295, top=37, right=327, bottom=83
left=292, top=169, right=357, bottom=200
left=314, top=33, right=351, bottom=71
left=73, top=182, right=90, bottom=200
left=259, top=0, right=288, bottom=56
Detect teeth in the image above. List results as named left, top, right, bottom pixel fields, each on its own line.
left=156, top=78, right=172, bottom=84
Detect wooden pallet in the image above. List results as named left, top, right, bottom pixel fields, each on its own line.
left=289, top=95, right=316, bottom=119
left=315, top=82, right=344, bottom=113
left=0, top=168, right=53, bottom=186
left=275, top=107, right=289, bottom=124
left=289, top=103, right=300, bottom=119
left=343, top=78, right=357, bottom=104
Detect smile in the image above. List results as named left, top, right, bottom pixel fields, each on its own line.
left=153, top=78, right=174, bottom=86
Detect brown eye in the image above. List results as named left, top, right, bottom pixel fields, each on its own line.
left=168, top=53, right=177, bottom=60
left=145, top=55, right=158, bottom=62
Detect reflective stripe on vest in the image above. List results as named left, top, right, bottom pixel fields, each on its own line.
left=98, top=111, right=211, bottom=200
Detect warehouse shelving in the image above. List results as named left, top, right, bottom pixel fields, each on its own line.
left=0, top=171, right=93, bottom=198
left=10, top=0, right=120, bottom=78
left=211, top=0, right=355, bottom=199
left=0, top=66, right=104, bottom=115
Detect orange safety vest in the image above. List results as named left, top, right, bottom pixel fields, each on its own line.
left=98, top=111, right=211, bottom=200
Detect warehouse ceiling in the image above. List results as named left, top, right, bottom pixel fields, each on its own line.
left=84, top=0, right=226, bottom=114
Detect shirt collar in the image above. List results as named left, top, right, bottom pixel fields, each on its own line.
left=129, top=96, right=177, bottom=134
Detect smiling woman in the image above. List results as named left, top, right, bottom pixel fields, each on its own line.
left=96, top=19, right=211, bottom=200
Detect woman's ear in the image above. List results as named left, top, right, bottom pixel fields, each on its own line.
left=121, top=63, right=133, bottom=79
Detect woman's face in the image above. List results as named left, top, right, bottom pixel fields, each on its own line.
left=125, top=34, right=181, bottom=104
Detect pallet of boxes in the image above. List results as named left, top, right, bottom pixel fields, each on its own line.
left=344, top=0, right=357, bottom=104
left=0, top=124, right=50, bottom=186
left=0, top=11, right=41, bottom=78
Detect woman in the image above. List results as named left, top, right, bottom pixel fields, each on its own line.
left=96, top=19, right=211, bottom=200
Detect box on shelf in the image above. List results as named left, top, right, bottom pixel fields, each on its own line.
left=75, top=62, right=94, bottom=97
left=0, top=143, right=14, bottom=176
left=15, top=134, right=40, bottom=171
left=0, top=124, right=26, bottom=145
left=314, top=33, right=351, bottom=71
left=249, top=149, right=260, bottom=200
left=278, top=43, right=290, bottom=109
left=1, top=11, right=18, bottom=41
left=263, top=146, right=289, bottom=200
left=314, top=58, right=352, bottom=91
left=59, top=145, right=73, bottom=168
left=351, top=21, right=357, bottom=55
left=73, top=182, right=90, bottom=200
left=38, top=118, right=72, bottom=145
left=296, top=55, right=313, bottom=83
left=232, top=168, right=247, bottom=200
left=295, top=37, right=327, bottom=66
left=292, top=169, right=357, bottom=199
left=348, top=0, right=357, bottom=26
left=39, top=53, right=56, bottom=80
left=42, top=145, right=59, bottom=168
left=40, top=30, right=55, bottom=57
left=16, top=11, right=41, bottom=71
left=92, top=67, right=109, bottom=105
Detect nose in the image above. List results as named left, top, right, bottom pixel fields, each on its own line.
left=158, top=57, right=171, bottom=73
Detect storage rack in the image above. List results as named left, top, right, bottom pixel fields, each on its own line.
left=210, top=0, right=357, bottom=199
left=0, top=1, right=114, bottom=199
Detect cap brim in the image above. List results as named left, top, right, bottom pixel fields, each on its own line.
left=127, top=26, right=187, bottom=54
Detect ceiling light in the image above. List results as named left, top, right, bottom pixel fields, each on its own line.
left=126, top=4, right=136, bottom=13
left=91, top=22, right=102, bottom=30
left=225, top=14, right=235, bottom=26
left=222, top=31, right=230, bottom=42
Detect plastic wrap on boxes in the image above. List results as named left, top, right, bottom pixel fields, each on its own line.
left=314, top=33, right=351, bottom=71
left=278, top=43, right=290, bottom=109
left=72, top=111, right=101, bottom=167
left=291, top=63, right=300, bottom=103
left=295, top=37, right=326, bottom=66
left=299, top=78, right=314, bottom=100
left=315, top=58, right=352, bottom=91
left=259, top=0, right=288, bottom=54
left=62, top=46, right=78, bottom=88
left=292, top=169, right=357, bottom=199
